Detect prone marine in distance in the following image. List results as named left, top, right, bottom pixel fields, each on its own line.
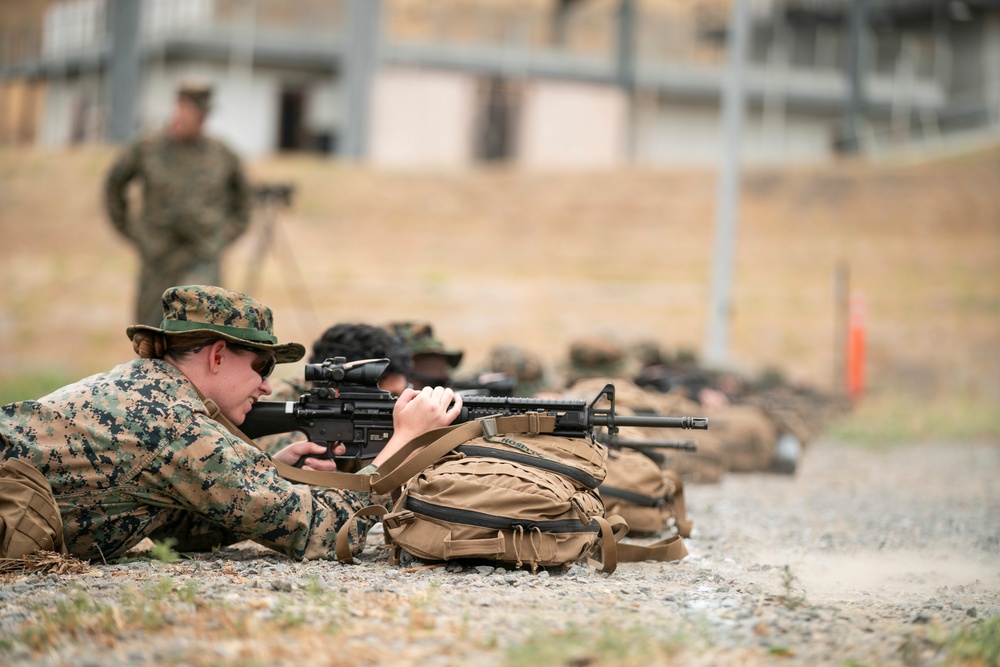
left=631, top=340, right=812, bottom=474
left=559, top=336, right=728, bottom=484
left=252, top=322, right=415, bottom=464
left=479, top=344, right=553, bottom=397
left=387, top=321, right=464, bottom=390
left=388, top=321, right=517, bottom=396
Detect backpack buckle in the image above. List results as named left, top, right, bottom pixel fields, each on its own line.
left=383, top=510, right=415, bottom=530
left=481, top=416, right=498, bottom=438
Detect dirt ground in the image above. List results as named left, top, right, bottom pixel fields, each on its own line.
left=1, top=145, right=999, bottom=400
left=1, top=145, right=999, bottom=665
left=1, top=438, right=997, bottom=667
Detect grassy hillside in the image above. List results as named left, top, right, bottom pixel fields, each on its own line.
left=1, top=145, right=999, bottom=414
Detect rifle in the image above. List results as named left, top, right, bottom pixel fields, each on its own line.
left=600, top=435, right=698, bottom=466
left=603, top=436, right=698, bottom=452
left=241, top=357, right=709, bottom=467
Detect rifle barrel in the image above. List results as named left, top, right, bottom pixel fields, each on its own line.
left=611, top=438, right=699, bottom=452
left=593, top=414, right=708, bottom=430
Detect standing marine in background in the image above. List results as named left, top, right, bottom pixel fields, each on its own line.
left=104, top=82, right=251, bottom=326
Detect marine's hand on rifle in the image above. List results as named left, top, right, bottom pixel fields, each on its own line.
left=274, top=440, right=344, bottom=471
left=372, top=386, right=463, bottom=468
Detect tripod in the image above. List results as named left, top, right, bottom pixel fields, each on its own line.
left=244, top=183, right=320, bottom=335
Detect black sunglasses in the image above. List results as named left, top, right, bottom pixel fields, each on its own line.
left=229, top=343, right=277, bottom=380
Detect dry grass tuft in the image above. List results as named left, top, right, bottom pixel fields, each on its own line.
left=0, top=550, right=91, bottom=579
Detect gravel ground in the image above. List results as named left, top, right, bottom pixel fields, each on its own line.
left=1, top=438, right=998, bottom=667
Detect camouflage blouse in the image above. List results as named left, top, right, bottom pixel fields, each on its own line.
left=104, top=132, right=250, bottom=263
left=0, top=359, right=382, bottom=562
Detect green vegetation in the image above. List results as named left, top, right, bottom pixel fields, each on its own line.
left=148, top=538, right=182, bottom=563
left=0, top=371, right=78, bottom=405
left=826, top=392, right=1000, bottom=447
left=503, top=621, right=691, bottom=667
left=941, top=615, right=1000, bottom=666
left=778, top=564, right=807, bottom=611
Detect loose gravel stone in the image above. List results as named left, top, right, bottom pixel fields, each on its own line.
left=1, top=440, right=996, bottom=667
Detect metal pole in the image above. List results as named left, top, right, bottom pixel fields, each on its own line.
left=616, top=0, right=637, bottom=161
left=840, top=0, right=869, bottom=154
left=341, top=0, right=381, bottom=160
left=107, top=0, right=142, bottom=144
left=833, top=260, right=849, bottom=394
left=703, top=0, right=751, bottom=368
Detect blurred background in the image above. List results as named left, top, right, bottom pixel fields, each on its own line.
left=1, top=0, right=998, bottom=441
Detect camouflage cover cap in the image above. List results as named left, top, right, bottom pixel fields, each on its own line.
left=388, top=321, right=463, bottom=368
left=567, top=337, right=625, bottom=376
left=126, top=285, right=305, bottom=363
left=487, top=345, right=547, bottom=396
left=177, top=81, right=213, bottom=114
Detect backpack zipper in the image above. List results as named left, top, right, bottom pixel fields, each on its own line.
left=454, top=444, right=602, bottom=490
left=404, top=497, right=600, bottom=534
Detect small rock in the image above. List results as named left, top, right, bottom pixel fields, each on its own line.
left=270, top=579, right=293, bottom=592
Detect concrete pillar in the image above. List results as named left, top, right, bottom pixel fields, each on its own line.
left=340, top=0, right=381, bottom=159
left=107, top=0, right=142, bottom=144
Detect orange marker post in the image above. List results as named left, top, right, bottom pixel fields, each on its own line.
left=846, top=293, right=867, bottom=401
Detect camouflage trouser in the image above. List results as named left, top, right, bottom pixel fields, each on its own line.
left=706, top=404, right=779, bottom=473
left=137, top=255, right=222, bottom=326
left=147, top=508, right=242, bottom=553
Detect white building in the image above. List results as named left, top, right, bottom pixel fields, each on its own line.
left=2, top=0, right=999, bottom=166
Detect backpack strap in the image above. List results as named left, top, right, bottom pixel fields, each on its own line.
left=615, top=534, right=688, bottom=563
left=663, top=469, right=693, bottom=538
left=586, top=515, right=628, bottom=574
left=333, top=414, right=559, bottom=563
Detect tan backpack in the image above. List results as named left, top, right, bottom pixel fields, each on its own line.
left=0, top=458, right=66, bottom=558
left=382, top=427, right=619, bottom=573
left=250, top=411, right=688, bottom=572
left=375, top=416, right=687, bottom=573
left=600, top=447, right=693, bottom=538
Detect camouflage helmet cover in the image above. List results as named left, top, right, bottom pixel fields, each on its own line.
left=387, top=321, right=463, bottom=368
left=487, top=344, right=548, bottom=395
left=126, top=285, right=305, bottom=363
left=488, top=345, right=545, bottom=384
left=568, top=336, right=624, bottom=374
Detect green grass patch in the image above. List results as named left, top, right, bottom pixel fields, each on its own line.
left=941, top=615, right=1000, bottom=666
left=0, top=372, right=79, bottom=405
left=826, top=392, right=1000, bottom=447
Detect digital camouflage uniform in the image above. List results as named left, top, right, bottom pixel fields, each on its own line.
left=105, top=133, right=251, bottom=326
left=0, top=286, right=383, bottom=562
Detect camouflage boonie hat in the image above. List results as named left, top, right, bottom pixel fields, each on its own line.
left=388, top=321, right=463, bottom=368
left=631, top=339, right=670, bottom=368
left=177, top=80, right=213, bottom=114
left=567, top=337, right=625, bottom=380
left=487, top=345, right=547, bottom=395
left=126, top=285, right=305, bottom=363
